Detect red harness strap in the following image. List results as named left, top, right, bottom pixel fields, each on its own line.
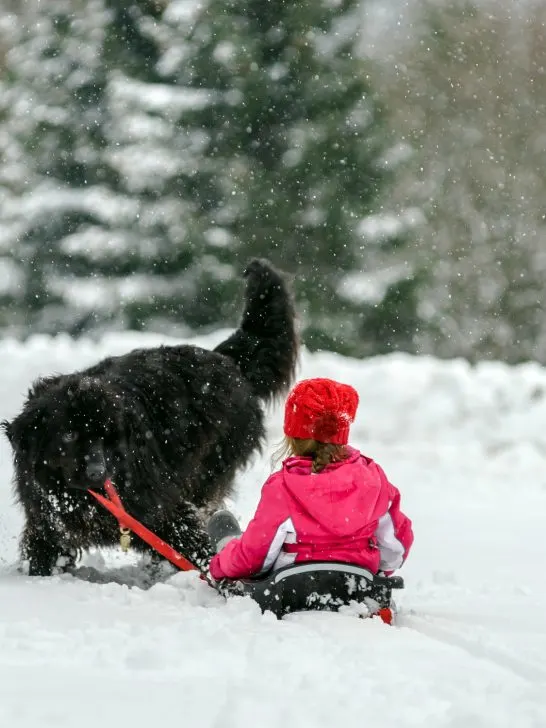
left=88, top=478, right=198, bottom=573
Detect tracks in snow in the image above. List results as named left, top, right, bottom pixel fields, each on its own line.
left=401, top=610, right=546, bottom=685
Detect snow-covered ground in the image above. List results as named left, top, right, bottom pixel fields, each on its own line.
left=0, top=330, right=545, bottom=727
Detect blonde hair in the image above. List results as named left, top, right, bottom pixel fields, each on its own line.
left=272, top=436, right=349, bottom=474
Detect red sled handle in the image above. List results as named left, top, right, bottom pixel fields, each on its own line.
left=88, top=479, right=198, bottom=573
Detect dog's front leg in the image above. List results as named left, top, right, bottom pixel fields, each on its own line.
left=19, top=520, right=72, bottom=577
left=155, top=502, right=215, bottom=573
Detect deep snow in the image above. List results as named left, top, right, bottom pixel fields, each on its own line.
left=0, top=330, right=545, bottom=727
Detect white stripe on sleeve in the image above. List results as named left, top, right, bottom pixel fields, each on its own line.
left=375, top=510, right=405, bottom=571
left=258, top=517, right=295, bottom=575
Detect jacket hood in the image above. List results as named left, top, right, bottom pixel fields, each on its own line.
left=281, top=446, right=386, bottom=537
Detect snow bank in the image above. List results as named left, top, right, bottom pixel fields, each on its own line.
left=3, top=329, right=546, bottom=442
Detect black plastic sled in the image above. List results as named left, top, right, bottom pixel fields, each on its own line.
left=217, top=561, right=404, bottom=620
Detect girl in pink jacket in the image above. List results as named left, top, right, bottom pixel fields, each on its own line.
left=208, top=377, right=413, bottom=582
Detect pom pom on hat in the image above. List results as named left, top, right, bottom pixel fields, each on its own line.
left=283, top=378, right=359, bottom=445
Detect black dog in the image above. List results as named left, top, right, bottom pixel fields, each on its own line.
left=2, top=259, right=298, bottom=577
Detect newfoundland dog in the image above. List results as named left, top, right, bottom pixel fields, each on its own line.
left=2, top=259, right=298, bottom=577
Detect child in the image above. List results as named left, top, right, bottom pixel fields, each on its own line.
left=208, top=377, right=413, bottom=583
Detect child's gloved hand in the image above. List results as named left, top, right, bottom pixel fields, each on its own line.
left=199, top=568, right=218, bottom=587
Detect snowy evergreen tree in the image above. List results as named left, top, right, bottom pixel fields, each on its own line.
left=0, top=0, right=236, bottom=337
left=0, top=0, right=419, bottom=355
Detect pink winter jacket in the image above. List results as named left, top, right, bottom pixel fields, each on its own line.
left=209, top=446, right=414, bottom=581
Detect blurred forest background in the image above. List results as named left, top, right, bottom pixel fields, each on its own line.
left=0, top=0, right=545, bottom=363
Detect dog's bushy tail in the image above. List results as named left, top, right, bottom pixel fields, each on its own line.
left=214, top=258, right=299, bottom=404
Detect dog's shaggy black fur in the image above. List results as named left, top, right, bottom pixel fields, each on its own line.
left=2, top=259, right=298, bottom=577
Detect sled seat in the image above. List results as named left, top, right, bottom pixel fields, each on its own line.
left=221, top=561, right=404, bottom=619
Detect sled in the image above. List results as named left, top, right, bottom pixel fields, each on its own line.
left=218, top=562, right=404, bottom=624
left=89, top=479, right=403, bottom=624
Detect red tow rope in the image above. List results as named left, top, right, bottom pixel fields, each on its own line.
left=88, top=478, right=199, bottom=573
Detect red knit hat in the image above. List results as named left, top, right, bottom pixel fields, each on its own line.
left=283, top=378, right=359, bottom=445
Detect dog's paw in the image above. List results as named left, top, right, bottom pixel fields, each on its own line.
left=52, top=549, right=80, bottom=575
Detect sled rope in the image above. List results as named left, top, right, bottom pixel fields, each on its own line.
left=88, top=478, right=200, bottom=574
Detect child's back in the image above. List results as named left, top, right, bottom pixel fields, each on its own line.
left=209, top=377, right=413, bottom=581
left=274, top=446, right=411, bottom=574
